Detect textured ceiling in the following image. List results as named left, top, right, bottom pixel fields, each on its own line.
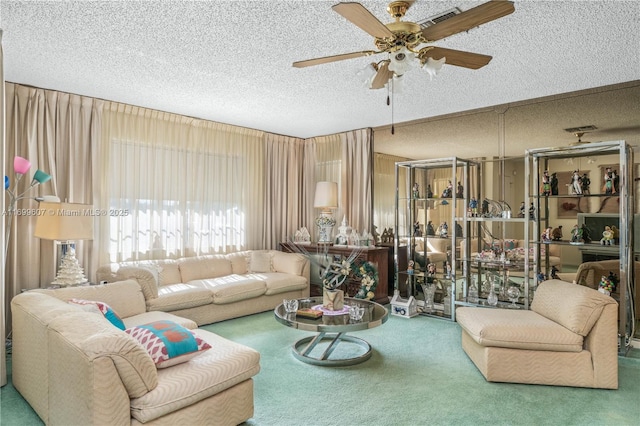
left=2, top=1, right=640, bottom=158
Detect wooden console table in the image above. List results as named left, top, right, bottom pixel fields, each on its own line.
left=279, top=242, right=389, bottom=304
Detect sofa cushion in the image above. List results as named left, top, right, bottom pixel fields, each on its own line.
left=48, top=311, right=158, bottom=399
left=126, top=321, right=211, bottom=368
left=227, top=251, right=251, bottom=274
left=248, top=272, right=308, bottom=296
left=456, top=307, right=584, bottom=352
left=188, top=276, right=266, bottom=304
left=178, top=255, right=233, bottom=282
left=68, top=299, right=126, bottom=330
left=123, top=311, right=198, bottom=330
left=116, top=266, right=159, bottom=300
left=35, top=280, right=146, bottom=318
left=531, top=279, right=616, bottom=336
left=146, top=284, right=213, bottom=312
left=129, top=329, right=260, bottom=424
left=271, top=251, right=306, bottom=276
left=249, top=250, right=273, bottom=273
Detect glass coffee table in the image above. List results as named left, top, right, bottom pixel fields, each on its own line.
left=274, top=296, right=388, bottom=366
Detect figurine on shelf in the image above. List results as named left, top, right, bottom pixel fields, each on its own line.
left=456, top=181, right=464, bottom=198
left=611, top=225, right=619, bottom=244
left=407, top=260, right=415, bottom=275
left=613, top=170, right=620, bottom=194
left=541, top=227, right=552, bottom=243
left=529, top=202, right=536, bottom=220
left=550, top=265, right=560, bottom=280
left=426, top=184, right=433, bottom=198
left=445, top=262, right=452, bottom=278
left=550, top=172, right=559, bottom=195
left=581, top=224, right=592, bottom=243
left=541, top=170, right=551, bottom=196
left=412, top=182, right=420, bottom=199
left=552, top=225, right=563, bottom=241
left=439, top=221, right=448, bottom=238
left=518, top=201, right=526, bottom=218
left=571, top=170, right=582, bottom=195
left=427, top=262, right=436, bottom=275
left=441, top=180, right=453, bottom=198
left=570, top=224, right=583, bottom=244
left=581, top=172, right=591, bottom=194
left=598, top=273, right=617, bottom=296
left=603, top=167, right=614, bottom=195
left=469, top=197, right=478, bottom=217
left=413, top=221, right=422, bottom=237
left=482, top=199, right=490, bottom=217
left=426, top=221, right=435, bottom=236
left=600, top=226, right=614, bottom=245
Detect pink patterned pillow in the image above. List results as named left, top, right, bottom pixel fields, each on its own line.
left=126, top=320, right=211, bottom=368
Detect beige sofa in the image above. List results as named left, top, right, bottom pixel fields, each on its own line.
left=96, top=250, right=310, bottom=326
left=456, top=279, right=618, bottom=389
left=11, top=280, right=261, bottom=425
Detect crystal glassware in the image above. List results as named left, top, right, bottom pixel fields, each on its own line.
left=283, top=299, right=299, bottom=314
left=348, top=305, right=365, bottom=321
left=507, top=285, right=521, bottom=308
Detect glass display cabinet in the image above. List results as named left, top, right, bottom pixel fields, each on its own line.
left=394, top=157, right=478, bottom=321
left=525, top=140, right=635, bottom=354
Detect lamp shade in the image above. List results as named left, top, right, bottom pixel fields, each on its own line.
left=34, top=202, right=94, bottom=241
left=32, top=169, right=52, bottom=185
left=13, top=156, right=31, bottom=175
left=313, top=182, right=338, bottom=209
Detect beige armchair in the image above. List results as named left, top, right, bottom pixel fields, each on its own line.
left=557, top=260, right=639, bottom=295
left=456, top=279, right=618, bottom=389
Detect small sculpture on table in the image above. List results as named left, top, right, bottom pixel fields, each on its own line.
left=552, top=225, right=563, bottom=241
left=550, top=172, right=559, bottom=195
left=407, top=260, right=415, bottom=275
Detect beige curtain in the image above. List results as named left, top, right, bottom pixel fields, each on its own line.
left=1, top=29, right=7, bottom=387
left=306, top=129, right=373, bottom=238
left=4, top=84, right=99, bottom=336
left=95, top=102, right=266, bottom=264
left=262, top=133, right=306, bottom=248
left=374, top=152, right=409, bottom=234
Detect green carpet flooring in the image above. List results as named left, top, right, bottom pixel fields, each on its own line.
left=2, top=310, right=640, bottom=425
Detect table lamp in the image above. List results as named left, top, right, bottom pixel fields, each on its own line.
left=313, top=181, right=338, bottom=244
left=34, top=202, right=94, bottom=286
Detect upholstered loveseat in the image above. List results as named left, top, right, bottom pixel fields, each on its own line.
left=456, top=279, right=618, bottom=389
left=96, top=250, right=310, bottom=326
left=11, top=280, right=261, bottom=425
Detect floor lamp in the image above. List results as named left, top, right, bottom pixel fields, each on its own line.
left=34, top=202, right=94, bottom=286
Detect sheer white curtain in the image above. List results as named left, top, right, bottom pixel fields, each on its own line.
left=95, top=103, right=265, bottom=264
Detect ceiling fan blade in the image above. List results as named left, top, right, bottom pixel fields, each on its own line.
left=293, top=50, right=377, bottom=68
left=423, top=47, right=492, bottom=69
left=370, top=61, right=393, bottom=89
left=332, top=2, right=394, bottom=39
left=421, top=1, right=515, bottom=42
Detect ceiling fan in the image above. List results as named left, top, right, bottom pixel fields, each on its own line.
left=293, top=0, right=515, bottom=89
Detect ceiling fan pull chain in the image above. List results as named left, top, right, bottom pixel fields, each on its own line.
left=390, top=80, right=395, bottom=135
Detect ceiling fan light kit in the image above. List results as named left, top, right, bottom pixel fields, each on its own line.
left=294, top=0, right=515, bottom=90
